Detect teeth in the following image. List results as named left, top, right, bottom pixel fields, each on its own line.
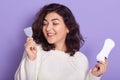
left=47, top=33, right=55, bottom=36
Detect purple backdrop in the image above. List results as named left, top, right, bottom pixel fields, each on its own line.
left=0, top=0, right=120, bottom=80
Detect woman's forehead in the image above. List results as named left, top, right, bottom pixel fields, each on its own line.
left=44, top=12, right=63, bottom=21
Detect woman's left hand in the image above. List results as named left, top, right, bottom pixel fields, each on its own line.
left=91, top=59, right=108, bottom=77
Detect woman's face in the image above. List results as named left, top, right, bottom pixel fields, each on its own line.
left=42, top=12, right=69, bottom=46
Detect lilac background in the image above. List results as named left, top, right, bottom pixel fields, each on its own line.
left=0, top=0, right=120, bottom=80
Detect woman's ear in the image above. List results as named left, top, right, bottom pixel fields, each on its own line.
left=66, top=28, right=69, bottom=34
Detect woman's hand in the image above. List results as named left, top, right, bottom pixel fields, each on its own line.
left=24, top=37, right=37, bottom=60
left=91, top=59, right=108, bottom=77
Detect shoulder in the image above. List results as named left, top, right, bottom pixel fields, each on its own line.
left=72, top=51, right=89, bottom=69
left=69, top=51, right=89, bottom=73
left=74, top=51, right=88, bottom=62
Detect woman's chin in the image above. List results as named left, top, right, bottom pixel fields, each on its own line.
left=47, top=40, right=55, bottom=44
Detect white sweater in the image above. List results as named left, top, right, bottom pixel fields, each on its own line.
left=14, top=45, right=101, bottom=80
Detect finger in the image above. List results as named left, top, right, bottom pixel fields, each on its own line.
left=25, top=43, right=36, bottom=49
left=24, top=41, right=36, bottom=50
left=26, top=37, right=33, bottom=42
left=25, top=38, right=36, bottom=46
left=98, top=62, right=107, bottom=74
left=92, top=65, right=98, bottom=72
left=98, top=60, right=108, bottom=69
left=105, top=58, right=108, bottom=65
left=94, top=63, right=103, bottom=72
left=96, top=64, right=102, bottom=71
left=32, top=47, right=37, bottom=54
left=98, top=61, right=106, bottom=65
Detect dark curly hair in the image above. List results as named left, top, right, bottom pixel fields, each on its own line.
left=32, top=3, right=84, bottom=56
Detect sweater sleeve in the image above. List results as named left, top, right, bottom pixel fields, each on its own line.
left=73, top=52, right=101, bottom=80
left=14, top=45, right=42, bottom=80
left=86, top=70, right=101, bottom=80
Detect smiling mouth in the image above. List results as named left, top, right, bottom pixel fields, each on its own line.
left=47, top=33, right=56, bottom=37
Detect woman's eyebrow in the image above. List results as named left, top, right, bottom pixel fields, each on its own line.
left=51, top=18, right=60, bottom=21
left=43, top=19, right=47, bottom=21
left=44, top=18, right=60, bottom=21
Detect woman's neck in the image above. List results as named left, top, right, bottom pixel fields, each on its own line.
left=55, top=43, right=67, bottom=52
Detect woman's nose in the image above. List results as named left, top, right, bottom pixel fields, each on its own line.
left=46, top=24, right=52, bottom=31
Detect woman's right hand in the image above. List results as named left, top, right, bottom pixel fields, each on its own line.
left=24, top=37, right=37, bottom=60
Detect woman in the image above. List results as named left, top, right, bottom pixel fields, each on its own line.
left=15, top=3, right=108, bottom=80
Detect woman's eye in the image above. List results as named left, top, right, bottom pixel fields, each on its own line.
left=53, top=23, right=59, bottom=25
left=43, top=23, right=46, bottom=25
left=43, top=23, right=48, bottom=26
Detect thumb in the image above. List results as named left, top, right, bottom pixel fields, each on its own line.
left=92, top=64, right=100, bottom=72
